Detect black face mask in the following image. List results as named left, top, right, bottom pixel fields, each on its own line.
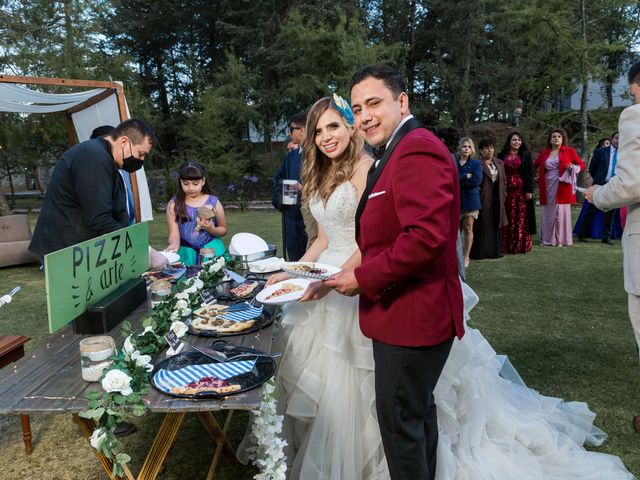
left=121, top=143, right=144, bottom=173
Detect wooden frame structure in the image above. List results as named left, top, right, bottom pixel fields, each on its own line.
left=0, top=74, right=141, bottom=222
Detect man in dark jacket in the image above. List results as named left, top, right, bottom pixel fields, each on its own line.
left=272, top=112, right=308, bottom=261
left=578, top=131, right=619, bottom=244
left=29, top=119, right=155, bottom=258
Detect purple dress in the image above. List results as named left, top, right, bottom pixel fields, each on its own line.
left=174, top=195, right=225, bottom=265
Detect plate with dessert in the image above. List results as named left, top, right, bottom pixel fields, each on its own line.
left=255, top=278, right=311, bottom=305
left=282, top=262, right=340, bottom=280
left=151, top=344, right=276, bottom=399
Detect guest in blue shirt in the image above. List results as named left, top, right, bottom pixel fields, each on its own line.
left=272, top=111, right=308, bottom=261
left=456, top=137, right=482, bottom=267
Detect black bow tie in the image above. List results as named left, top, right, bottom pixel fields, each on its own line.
left=372, top=145, right=386, bottom=160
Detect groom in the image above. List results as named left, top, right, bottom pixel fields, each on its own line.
left=326, top=65, right=464, bottom=479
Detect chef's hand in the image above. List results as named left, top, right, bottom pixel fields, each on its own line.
left=299, top=281, right=331, bottom=302
left=323, top=269, right=359, bottom=296
left=266, top=272, right=291, bottom=286
left=585, top=185, right=599, bottom=202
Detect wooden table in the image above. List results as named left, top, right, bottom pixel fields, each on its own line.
left=0, top=335, right=32, bottom=455
left=0, top=302, right=274, bottom=480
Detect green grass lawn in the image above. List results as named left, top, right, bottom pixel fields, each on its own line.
left=0, top=210, right=639, bottom=479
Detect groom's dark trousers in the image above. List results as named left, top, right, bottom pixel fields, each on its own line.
left=373, top=339, right=453, bottom=480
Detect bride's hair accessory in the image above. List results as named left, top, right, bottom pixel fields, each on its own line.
left=332, top=93, right=354, bottom=127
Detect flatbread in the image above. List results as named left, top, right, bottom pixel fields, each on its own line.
left=191, top=316, right=256, bottom=333
left=230, top=281, right=259, bottom=298
left=170, top=377, right=240, bottom=395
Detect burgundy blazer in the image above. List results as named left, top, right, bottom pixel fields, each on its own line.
left=354, top=128, right=465, bottom=347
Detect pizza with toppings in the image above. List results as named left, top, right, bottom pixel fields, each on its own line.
left=289, top=263, right=328, bottom=275
left=191, top=316, right=256, bottom=333
left=170, top=376, right=241, bottom=395
left=230, top=281, right=259, bottom=298
left=265, top=283, right=304, bottom=301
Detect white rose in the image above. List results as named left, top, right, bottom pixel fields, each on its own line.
left=138, top=326, right=155, bottom=337
left=186, top=285, right=198, bottom=294
left=170, top=310, right=180, bottom=321
left=175, top=291, right=189, bottom=300
left=193, top=279, right=204, bottom=290
left=89, top=427, right=108, bottom=450
left=134, top=353, right=153, bottom=372
left=122, top=335, right=136, bottom=357
left=175, top=299, right=189, bottom=310
left=170, top=320, right=188, bottom=339
left=209, top=258, right=224, bottom=273
left=101, top=369, right=133, bottom=396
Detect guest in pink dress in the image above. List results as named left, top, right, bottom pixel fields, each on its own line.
left=534, top=128, right=585, bottom=246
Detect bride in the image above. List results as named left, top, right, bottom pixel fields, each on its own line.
left=266, top=95, right=633, bottom=479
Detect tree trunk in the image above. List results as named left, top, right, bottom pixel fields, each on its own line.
left=0, top=188, right=11, bottom=216
left=579, top=0, right=588, bottom=157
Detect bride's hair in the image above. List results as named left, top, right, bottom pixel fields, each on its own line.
left=301, top=96, right=364, bottom=204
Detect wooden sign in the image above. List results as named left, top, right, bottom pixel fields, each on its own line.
left=45, top=223, right=149, bottom=333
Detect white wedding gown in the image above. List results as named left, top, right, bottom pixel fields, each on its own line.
left=275, top=182, right=633, bottom=480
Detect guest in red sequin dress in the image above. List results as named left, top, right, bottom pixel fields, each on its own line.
left=497, top=132, right=536, bottom=253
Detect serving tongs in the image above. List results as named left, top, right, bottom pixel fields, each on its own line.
left=192, top=344, right=281, bottom=363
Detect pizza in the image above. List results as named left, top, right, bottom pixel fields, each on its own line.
left=290, top=264, right=328, bottom=275
left=191, top=316, right=256, bottom=333
left=265, top=283, right=304, bottom=301
left=170, top=376, right=240, bottom=395
left=194, top=304, right=229, bottom=318
left=230, top=281, right=259, bottom=298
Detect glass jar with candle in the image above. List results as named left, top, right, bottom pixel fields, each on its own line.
left=150, top=280, right=172, bottom=307
left=200, top=247, right=215, bottom=264
left=79, top=336, right=116, bottom=382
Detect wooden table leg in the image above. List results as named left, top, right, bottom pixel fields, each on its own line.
left=198, top=411, right=238, bottom=467
left=20, top=414, right=32, bottom=455
left=136, top=412, right=186, bottom=480
left=205, top=410, right=236, bottom=480
left=72, top=414, right=135, bottom=480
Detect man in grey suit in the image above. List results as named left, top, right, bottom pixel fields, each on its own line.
left=585, top=60, right=640, bottom=432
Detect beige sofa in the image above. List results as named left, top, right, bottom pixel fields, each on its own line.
left=0, top=215, right=39, bottom=267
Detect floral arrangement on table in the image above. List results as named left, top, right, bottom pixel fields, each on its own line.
left=79, top=255, right=286, bottom=479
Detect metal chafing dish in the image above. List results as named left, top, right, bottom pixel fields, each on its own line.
left=229, top=243, right=277, bottom=270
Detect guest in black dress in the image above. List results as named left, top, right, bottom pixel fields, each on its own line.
left=471, top=138, right=508, bottom=259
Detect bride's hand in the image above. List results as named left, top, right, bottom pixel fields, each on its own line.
left=265, top=272, right=291, bottom=286
left=299, top=281, right=331, bottom=302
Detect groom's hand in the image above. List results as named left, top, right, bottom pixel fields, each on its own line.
left=323, top=268, right=359, bottom=296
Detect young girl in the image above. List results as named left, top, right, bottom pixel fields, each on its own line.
left=165, top=162, right=227, bottom=265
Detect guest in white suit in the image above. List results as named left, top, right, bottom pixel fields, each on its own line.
left=585, top=59, right=640, bottom=431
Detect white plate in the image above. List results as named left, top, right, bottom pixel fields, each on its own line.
left=282, top=262, right=341, bottom=280
left=255, top=278, right=311, bottom=305
left=159, top=251, right=180, bottom=263
left=229, top=233, right=269, bottom=256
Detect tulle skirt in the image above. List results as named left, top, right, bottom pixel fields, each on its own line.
left=274, top=282, right=633, bottom=479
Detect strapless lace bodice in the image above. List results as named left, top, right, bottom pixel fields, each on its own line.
left=309, top=182, right=359, bottom=266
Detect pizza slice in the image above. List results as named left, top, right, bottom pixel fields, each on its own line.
left=265, top=283, right=304, bottom=301
left=230, top=281, right=259, bottom=298
left=170, top=376, right=241, bottom=395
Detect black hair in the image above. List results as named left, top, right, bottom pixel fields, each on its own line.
left=435, top=127, right=459, bottom=153
left=174, top=162, right=212, bottom=223
left=350, top=64, right=406, bottom=99
left=628, top=60, right=640, bottom=85
left=497, top=131, right=530, bottom=159
left=478, top=138, right=495, bottom=150
left=611, top=131, right=619, bottom=138
left=290, top=111, right=307, bottom=127
left=90, top=125, right=115, bottom=139
left=110, top=119, right=156, bottom=146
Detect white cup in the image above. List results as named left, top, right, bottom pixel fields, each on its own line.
left=281, top=179, right=300, bottom=205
